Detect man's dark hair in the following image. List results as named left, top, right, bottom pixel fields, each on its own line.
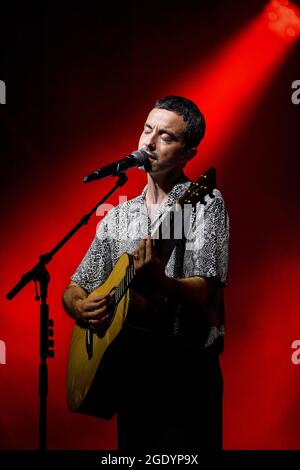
left=154, top=95, right=206, bottom=149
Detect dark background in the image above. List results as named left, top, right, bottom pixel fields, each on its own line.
left=0, top=0, right=300, bottom=450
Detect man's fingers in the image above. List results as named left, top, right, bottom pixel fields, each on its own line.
left=84, top=297, right=109, bottom=312
left=133, top=240, right=144, bottom=269
left=83, top=306, right=109, bottom=319
left=133, top=237, right=154, bottom=270
left=144, top=237, right=153, bottom=262
left=138, top=238, right=147, bottom=264
left=88, top=295, right=109, bottom=303
left=88, top=314, right=111, bottom=328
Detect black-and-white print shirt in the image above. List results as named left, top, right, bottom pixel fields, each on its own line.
left=71, top=174, right=229, bottom=350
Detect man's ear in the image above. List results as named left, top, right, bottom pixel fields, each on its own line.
left=180, top=147, right=197, bottom=168
left=187, top=147, right=197, bottom=161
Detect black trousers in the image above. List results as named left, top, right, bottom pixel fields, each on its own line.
left=115, top=329, right=223, bottom=452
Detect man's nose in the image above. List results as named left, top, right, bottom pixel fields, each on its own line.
left=143, top=133, right=156, bottom=150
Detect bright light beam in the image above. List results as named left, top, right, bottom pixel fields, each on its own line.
left=165, top=1, right=300, bottom=167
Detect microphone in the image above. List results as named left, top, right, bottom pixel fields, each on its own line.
left=83, top=149, right=151, bottom=183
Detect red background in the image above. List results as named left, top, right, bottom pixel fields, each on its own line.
left=0, top=0, right=300, bottom=450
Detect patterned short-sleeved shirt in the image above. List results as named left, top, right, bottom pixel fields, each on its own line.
left=71, top=175, right=229, bottom=350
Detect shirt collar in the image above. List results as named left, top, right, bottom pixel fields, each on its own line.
left=139, top=173, right=191, bottom=206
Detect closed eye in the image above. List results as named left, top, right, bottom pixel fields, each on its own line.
left=161, top=133, right=173, bottom=142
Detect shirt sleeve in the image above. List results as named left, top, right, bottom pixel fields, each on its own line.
left=183, top=191, right=229, bottom=286
left=70, top=216, right=113, bottom=294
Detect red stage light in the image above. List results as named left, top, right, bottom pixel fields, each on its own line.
left=267, top=0, right=300, bottom=39
left=161, top=0, right=300, bottom=174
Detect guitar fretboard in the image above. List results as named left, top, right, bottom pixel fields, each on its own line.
left=114, top=261, right=135, bottom=305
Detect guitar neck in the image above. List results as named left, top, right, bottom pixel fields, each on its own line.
left=113, top=259, right=135, bottom=305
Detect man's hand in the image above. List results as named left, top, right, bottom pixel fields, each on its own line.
left=74, top=294, right=110, bottom=329
left=131, top=236, right=211, bottom=305
left=132, top=237, right=168, bottom=289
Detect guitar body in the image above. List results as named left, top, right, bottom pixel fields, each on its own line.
left=67, top=253, right=131, bottom=418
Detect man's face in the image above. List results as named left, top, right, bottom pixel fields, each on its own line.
left=138, top=108, right=195, bottom=176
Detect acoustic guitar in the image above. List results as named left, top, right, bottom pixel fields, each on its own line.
left=67, top=168, right=216, bottom=418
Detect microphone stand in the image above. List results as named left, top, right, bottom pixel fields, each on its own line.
left=6, top=172, right=128, bottom=451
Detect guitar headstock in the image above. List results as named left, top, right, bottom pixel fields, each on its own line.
left=177, top=167, right=216, bottom=206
